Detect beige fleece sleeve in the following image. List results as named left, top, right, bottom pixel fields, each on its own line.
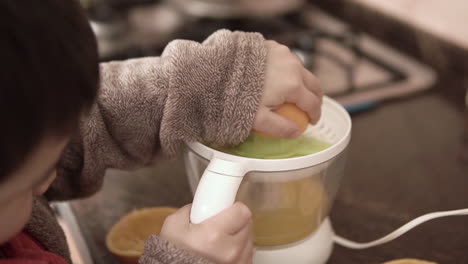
left=46, top=29, right=266, bottom=200
left=44, top=28, right=263, bottom=242
left=139, top=235, right=215, bottom=264
left=44, top=29, right=265, bottom=264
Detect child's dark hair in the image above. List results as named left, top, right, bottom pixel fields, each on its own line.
left=0, top=0, right=99, bottom=178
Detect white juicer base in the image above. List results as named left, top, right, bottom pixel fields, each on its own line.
left=253, top=218, right=334, bottom=264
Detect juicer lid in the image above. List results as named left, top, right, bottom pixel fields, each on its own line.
left=187, top=96, right=351, bottom=172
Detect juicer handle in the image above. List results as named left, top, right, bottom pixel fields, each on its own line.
left=190, top=158, right=246, bottom=224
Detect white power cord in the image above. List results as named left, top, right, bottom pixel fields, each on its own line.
left=333, top=208, right=468, bottom=250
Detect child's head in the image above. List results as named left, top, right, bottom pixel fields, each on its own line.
left=0, top=0, right=99, bottom=243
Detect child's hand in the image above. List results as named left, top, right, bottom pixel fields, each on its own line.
left=160, top=202, right=254, bottom=264
left=254, top=40, right=323, bottom=138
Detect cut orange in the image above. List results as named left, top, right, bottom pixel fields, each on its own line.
left=383, top=259, right=438, bottom=264
left=253, top=103, right=310, bottom=138
left=106, top=207, right=178, bottom=264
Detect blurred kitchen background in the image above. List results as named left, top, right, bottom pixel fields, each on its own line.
left=59, top=0, right=468, bottom=264
left=82, top=0, right=442, bottom=111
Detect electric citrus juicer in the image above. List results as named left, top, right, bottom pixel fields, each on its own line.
left=184, top=96, right=468, bottom=264
left=184, top=97, right=350, bottom=263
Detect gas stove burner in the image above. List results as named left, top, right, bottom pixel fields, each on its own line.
left=292, top=29, right=406, bottom=98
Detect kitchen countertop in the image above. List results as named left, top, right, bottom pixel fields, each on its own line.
left=319, top=0, right=468, bottom=51
left=316, top=0, right=468, bottom=87
left=71, top=85, right=468, bottom=263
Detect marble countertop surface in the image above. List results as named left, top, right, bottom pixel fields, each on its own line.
left=316, top=0, right=468, bottom=90
left=342, top=0, right=468, bottom=51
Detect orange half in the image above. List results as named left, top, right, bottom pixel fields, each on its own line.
left=383, top=259, right=438, bottom=264
left=106, top=207, right=178, bottom=264
left=253, top=103, right=310, bottom=138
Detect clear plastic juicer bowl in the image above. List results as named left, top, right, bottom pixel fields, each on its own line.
left=184, top=97, right=351, bottom=247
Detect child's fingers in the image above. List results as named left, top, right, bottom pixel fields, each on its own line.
left=172, top=204, right=191, bottom=223
left=238, top=239, right=254, bottom=264
left=302, top=68, right=323, bottom=100
left=161, top=204, right=191, bottom=233
left=253, top=107, right=301, bottom=138
left=235, top=220, right=254, bottom=264
left=288, top=50, right=322, bottom=100
left=202, top=202, right=252, bottom=235
left=286, top=87, right=321, bottom=124
left=220, top=219, right=253, bottom=264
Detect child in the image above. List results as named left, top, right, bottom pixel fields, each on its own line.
left=0, top=0, right=322, bottom=263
